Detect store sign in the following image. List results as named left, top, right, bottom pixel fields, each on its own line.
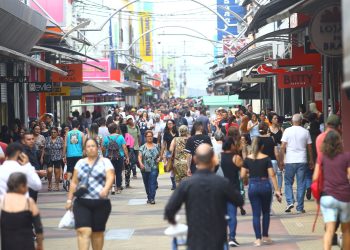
left=52, top=64, right=83, bottom=83
left=83, top=59, right=110, bottom=81
left=309, top=3, right=342, bottom=57
left=0, top=76, right=29, bottom=83
left=46, top=87, right=82, bottom=97
left=28, top=82, right=52, bottom=93
left=242, top=76, right=266, bottom=84
left=277, top=71, right=320, bottom=89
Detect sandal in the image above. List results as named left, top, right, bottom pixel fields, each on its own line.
left=53, top=183, right=59, bottom=191
left=48, top=183, right=52, bottom=192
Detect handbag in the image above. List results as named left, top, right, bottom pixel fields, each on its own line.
left=74, top=157, right=100, bottom=198
left=310, top=157, right=323, bottom=232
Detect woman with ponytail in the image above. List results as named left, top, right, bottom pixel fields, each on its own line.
left=241, top=137, right=282, bottom=247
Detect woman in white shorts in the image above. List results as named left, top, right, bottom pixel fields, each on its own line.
left=313, top=130, right=350, bottom=250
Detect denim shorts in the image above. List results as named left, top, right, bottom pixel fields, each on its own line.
left=320, top=195, right=350, bottom=223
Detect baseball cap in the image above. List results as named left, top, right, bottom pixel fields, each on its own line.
left=326, top=114, right=340, bottom=127
left=126, top=115, right=134, bottom=122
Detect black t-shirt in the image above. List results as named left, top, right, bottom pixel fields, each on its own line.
left=185, top=134, right=213, bottom=156
left=219, top=119, right=228, bottom=134
left=163, top=131, right=178, bottom=150
left=259, top=136, right=276, bottom=160
left=270, top=129, right=282, bottom=145
left=243, top=157, right=272, bottom=178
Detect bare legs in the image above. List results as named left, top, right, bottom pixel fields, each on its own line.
left=76, top=228, right=104, bottom=250
left=47, top=167, right=53, bottom=191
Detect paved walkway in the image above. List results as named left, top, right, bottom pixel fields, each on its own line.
left=38, top=172, right=336, bottom=250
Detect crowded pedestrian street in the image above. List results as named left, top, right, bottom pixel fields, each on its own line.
left=39, top=172, right=327, bottom=250
left=0, top=0, right=350, bottom=250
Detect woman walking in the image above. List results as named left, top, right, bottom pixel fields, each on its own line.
left=87, top=123, right=103, bottom=156
left=1, top=173, right=44, bottom=250
left=42, top=127, right=64, bottom=191
left=241, top=137, right=282, bottom=247
left=66, top=138, right=115, bottom=250
left=138, top=112, right=149, bottom=145
left=161, top=119, right=179, bottom=190
left=120, top=124, right=135, bottom=188
left=247, top=113, right=260, bottom=141
left=138, top=131, right=161, bottom=204
left=102, top=123, right=129, bottom=194
left=221, top=137, right=243, bottom=247
left=313, top=131, right=350, bottom=250
left=258, top=122, right=281, bottom=193
left=169, top=125, right=189, bottom=184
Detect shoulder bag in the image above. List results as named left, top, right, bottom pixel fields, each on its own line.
left=74, top=156, right=100, bottom=198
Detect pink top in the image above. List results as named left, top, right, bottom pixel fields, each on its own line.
left=124, top=133, right=135, bottom=148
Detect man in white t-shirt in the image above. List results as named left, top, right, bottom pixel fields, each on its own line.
left=0, top=143, right=42, bottom=195
left=280, top=114, right=313, bottom=214
left=151, top=114, right=165, bottom=144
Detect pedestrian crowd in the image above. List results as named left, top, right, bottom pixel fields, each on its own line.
left=0, top=98, right=348, bottom=250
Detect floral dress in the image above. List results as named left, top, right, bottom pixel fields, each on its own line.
left=173, top=137, right=188, bottom=183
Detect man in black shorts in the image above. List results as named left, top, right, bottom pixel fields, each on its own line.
left=63, top=120, right=85, bottom=191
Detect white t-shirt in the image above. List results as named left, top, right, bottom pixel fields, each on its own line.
left=281, top=126, right=312, bottom=164
left=152, top=121, right=165, bottom=139
left=0, top=160, right=42, bottom=195
left=98, top=126, right=110, bottom=140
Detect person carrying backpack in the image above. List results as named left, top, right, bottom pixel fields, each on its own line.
left=102, top=123, right=129, bottom=194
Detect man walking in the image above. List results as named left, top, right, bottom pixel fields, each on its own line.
left=164, top=144, right=244, bottom=250
left=63, top=120, right=85, bottom=190
left=280, top=114, right=313, bottom=213
left=185, top=122, right=212, bottom=176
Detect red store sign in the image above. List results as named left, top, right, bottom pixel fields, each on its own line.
left=277, top=71, right=321, bottom=89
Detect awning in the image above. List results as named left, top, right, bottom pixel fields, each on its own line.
left=245, top=0, right=304, bottom=35
left=215, top=72, right=241, bottom=85
left=83, top=81, right=122, bottom=94
left=266, top=0, right=308, bottom=23
left=39, top=45, right=99, bottom=62
left=71, top=101, right=120, bottom=108
left=237, top=84, right=260, bottom=99
left=0, top=45, right=67, bottom=75
left=0, top=0, right=47, bottom=54
left=236, top=28, right=302, bottom=57
left=118, top=81, right=139, bottom=90
left=225, top=44, right=273, bottom=76
left=202, top=95, right=243, bottom=107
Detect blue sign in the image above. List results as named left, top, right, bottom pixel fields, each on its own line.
left=217, top=0, right=246, bottom=41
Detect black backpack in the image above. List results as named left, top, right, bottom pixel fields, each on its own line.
left=106, top=136, right=121, bottom=160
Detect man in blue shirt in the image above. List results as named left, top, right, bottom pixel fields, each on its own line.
left=103, top=123, right=129, bottom=194
left=64, top=120, right=85, bottom=190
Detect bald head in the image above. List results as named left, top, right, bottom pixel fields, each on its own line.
left=195, top=144, right=214, bottom=166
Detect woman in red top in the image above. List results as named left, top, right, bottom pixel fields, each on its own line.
left=225, top=116, right=240, bottom=136
left=313, top=130, right=350, bottom=250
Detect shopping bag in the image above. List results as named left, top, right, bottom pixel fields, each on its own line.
left=63, top=164, right=68, bottom=180
left=58, top=210, right=75, bottom=229
left=158, top=162, right=165, bottom=175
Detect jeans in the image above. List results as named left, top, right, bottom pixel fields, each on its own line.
left=227, top=202, right=237, bottom=239
left=132, top=149, right=138, bottom=176
left=248, top=178, right=272, bottom=239
left=305, top=168, right=313, bottom=189
left=271, top=160, right=283, bottom=190
left=284, top=163, right=307, bottom=211
left=141, top=168, right=159, bottom=201
left=111, top=158, right=124, bottom=188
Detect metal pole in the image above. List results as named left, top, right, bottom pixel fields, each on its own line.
left=59, top=55, right=63, bottom=126
left=273, top=75, right=279, bottom=114
left=322, top=56, right=328, bottom=121
left=23, top=82, right=28, bottom=128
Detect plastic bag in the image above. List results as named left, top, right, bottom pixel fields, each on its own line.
left=158, top=162, right=165, bottom=175
left=58, top=210, right=75, bottom=229
left=63, top=164, right=68, bottom=180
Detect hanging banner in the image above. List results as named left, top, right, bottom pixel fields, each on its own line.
left=139, top=13, right=153, bottom=62
left=277, top=71, right=321, bottom=89
left=52, top=64, right=83, bottom=83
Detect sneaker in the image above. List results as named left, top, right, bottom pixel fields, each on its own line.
left=171, top=186, right=176, bottom=191
left=240, top=208, right=247, bottom=216
left=111, top=186, right=116, bottom=195
left=306, top=188, right=312, bottom=200
left=296, top=209, right=306, bottom=214
left=337, top=234, right=342, bottom=248
left=132, top=175, right=137, bottom=179
left=150, top=200, right=155, bottom=205
left=229, top=238, right=240, bottom=247
left=125, top=184, right=130, bottom=188
left=147, top=200, right=151, bottom=204
left=285, top=204, right=294, bottom=213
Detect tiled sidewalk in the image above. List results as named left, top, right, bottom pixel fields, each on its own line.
left=38, top=173, right=336, bottom=250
